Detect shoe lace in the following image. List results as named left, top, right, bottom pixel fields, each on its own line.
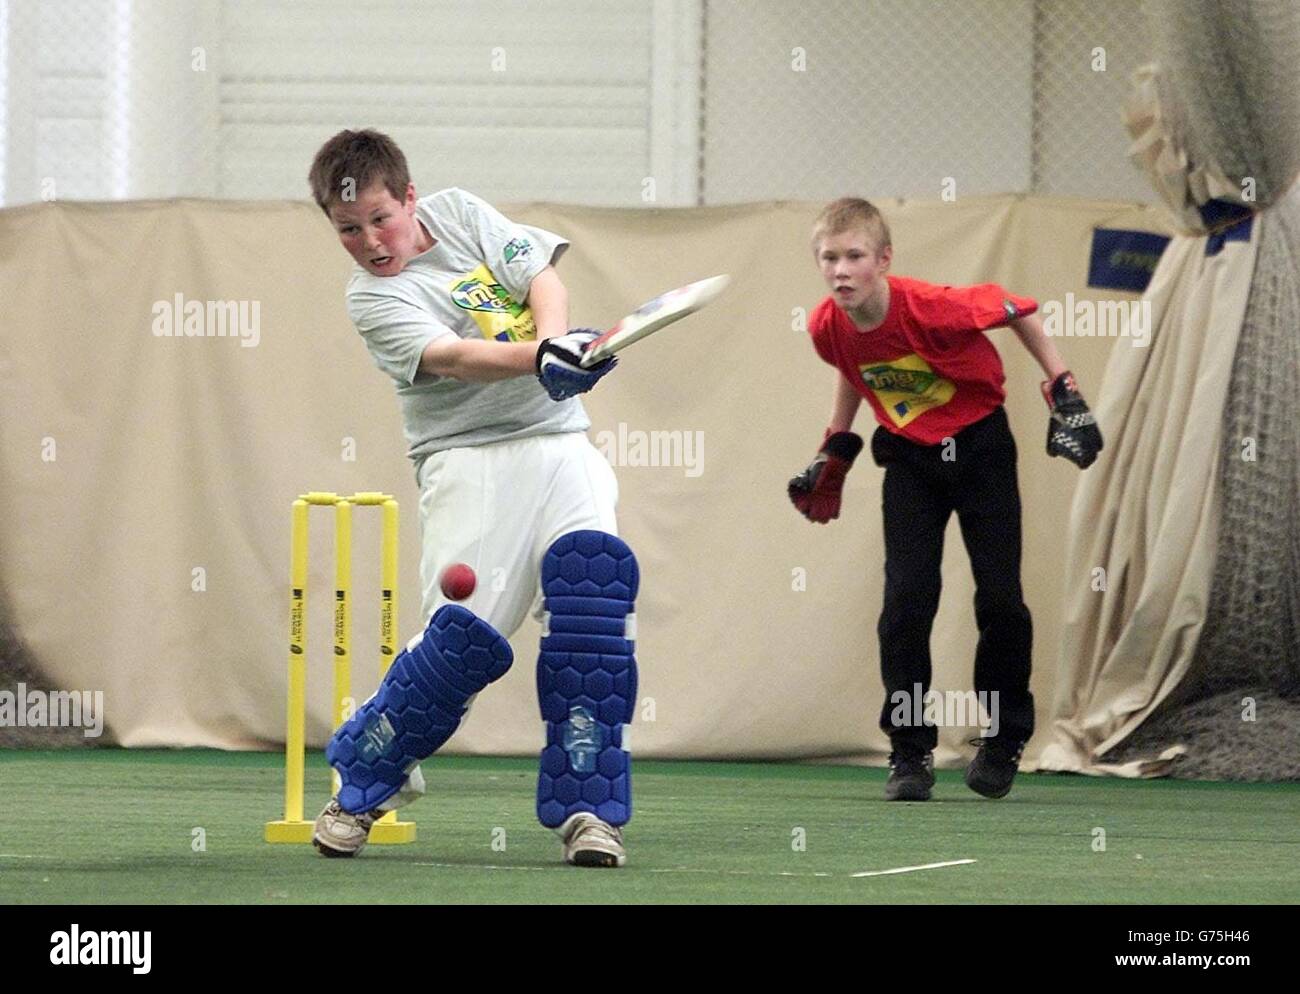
left=888, top=751, right=930, bottom=774
left=326, top=798, right=381, bottom=828
left=572, top=816, right=622, bottom=846
left=969, top=737, right=1024, bottom=762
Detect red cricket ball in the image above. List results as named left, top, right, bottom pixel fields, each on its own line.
left=439, top=563, right=477, bottom=601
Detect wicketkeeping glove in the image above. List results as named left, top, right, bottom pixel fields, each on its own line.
left=536, top=329, right=617, bottom=401
left=788, top=431, right=865, bottom=523
left=1043, top=371, right=1102, bottom=469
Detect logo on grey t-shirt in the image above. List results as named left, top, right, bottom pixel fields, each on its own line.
left=451, top=274, right=515, bottom=315
left=503, top=237, right=533, bottom=263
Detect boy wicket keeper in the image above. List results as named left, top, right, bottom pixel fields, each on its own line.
left=789, top=198, right=1102, bottom=800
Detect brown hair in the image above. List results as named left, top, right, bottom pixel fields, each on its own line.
left=308, top=129, right=411, bottom=217
left=812, top=197, right=892, bottom=254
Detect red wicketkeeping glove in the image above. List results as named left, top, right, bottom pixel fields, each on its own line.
left=787, top=431, right=865, bottom=523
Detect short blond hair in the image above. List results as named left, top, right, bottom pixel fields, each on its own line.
left=812, top=197, right=892, bottom=254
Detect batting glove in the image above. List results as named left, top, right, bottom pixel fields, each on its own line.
left=536, top=329, right=617, bottom=401
left=1043, top=371, right=1103, bottom=469
left=788, top=431, right=865, bottom=523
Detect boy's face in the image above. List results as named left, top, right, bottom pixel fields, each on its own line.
left=328, top=181, right=426, bottom=276
left=816, top=227, right=891, bottom=313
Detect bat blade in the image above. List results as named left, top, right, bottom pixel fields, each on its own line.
left=579, top=274, right=730, bottom=368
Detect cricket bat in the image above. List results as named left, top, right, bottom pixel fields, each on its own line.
left=579, top=274, right=730, bottom=368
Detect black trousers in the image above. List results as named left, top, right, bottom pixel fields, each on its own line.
left=871, top=407, right=1034, bottom=752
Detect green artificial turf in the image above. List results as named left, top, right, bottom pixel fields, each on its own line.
left=1, top=750, right=1295, bottom=904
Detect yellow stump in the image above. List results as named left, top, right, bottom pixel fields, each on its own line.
left=332, top=499, right=351, bottom=797
left=264, top=499, right=313, bottom=843
left=265, top=491, right=416, bottom=845
left=367, top=496, right=411, bottom=841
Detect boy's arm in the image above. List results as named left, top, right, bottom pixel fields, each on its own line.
left=419, top=264, right=605, bottom=386
left=828, top=372, right=863, bottom=433
left=788, top=374, right=867, bottom=524
left=419, top=336, right=540, bottom=382
left=527, top=265, right=568, bottom=341
left=1007, top=313, right=1103, bottom=469
left=1008, top=313, right=1067, bottom=380
left=417, top=263, right=616, bottom=399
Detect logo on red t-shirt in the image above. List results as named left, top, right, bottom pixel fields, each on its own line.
left=859, top=354, right=957, bottom=428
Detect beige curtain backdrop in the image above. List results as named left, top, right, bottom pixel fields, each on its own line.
left=1037, top=232, right=1255, bottom=776
left=1039, top=0, right=1300, bottom=774
left=0, top=195, right=1171, bottom=766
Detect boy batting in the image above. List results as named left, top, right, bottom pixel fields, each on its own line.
left=305, top=129, right=637, bottom=866
left=789, top=198, right=1102, bottom=800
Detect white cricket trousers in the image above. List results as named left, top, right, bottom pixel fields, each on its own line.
left=416, top=431, right=619, bottom=631
left=384, top=431, right=619, bottom=810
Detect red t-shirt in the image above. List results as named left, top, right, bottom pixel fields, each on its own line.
left=809, top=275, right=1037, bottom=445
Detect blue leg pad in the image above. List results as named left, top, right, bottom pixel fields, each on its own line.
left=327, top=604, right=513, bottom=814
left=536, top=530, right=639, bottom=828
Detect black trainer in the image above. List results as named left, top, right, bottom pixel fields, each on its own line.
left=885, top=749, right=935, bottom=801
left=965, top=736, right=1025, bottom=798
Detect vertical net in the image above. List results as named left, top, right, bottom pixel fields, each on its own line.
left=1106, top=1, right=1300, bottom=780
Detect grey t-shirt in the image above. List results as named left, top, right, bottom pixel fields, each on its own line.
left=345, top=188, right=589, bottom=469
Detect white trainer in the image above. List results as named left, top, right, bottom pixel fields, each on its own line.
left=312, top=798, right=382, bottom=858
left=559, top=812, right=626, bottom=868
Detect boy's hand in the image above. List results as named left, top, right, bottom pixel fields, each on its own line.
left=536, top=329, right=617, bottom=401
left=1043, top=371, right=1102, bottom=469
left=788, top=431, right=865, bottom=523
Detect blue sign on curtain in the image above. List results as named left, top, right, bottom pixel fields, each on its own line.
left=1088, top=229, right=1170, bottom=292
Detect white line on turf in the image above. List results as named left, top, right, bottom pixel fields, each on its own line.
left=0, top=854, right=125, bottom=861
left=414, top=858, right=977, bottom=878
left=852, top=859, right=976, bottom=877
